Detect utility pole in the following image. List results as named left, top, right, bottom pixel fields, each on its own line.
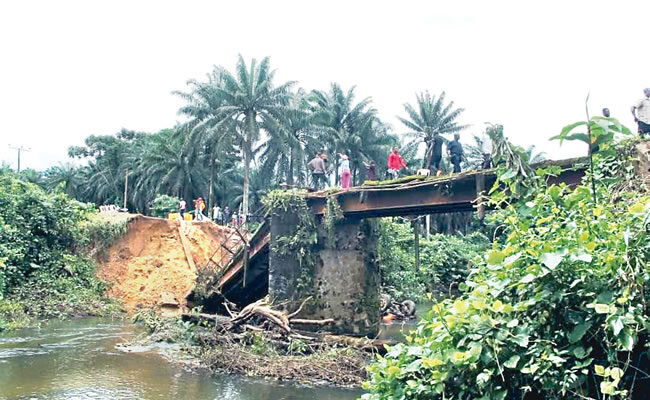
left=414, top=216, right=421, bottom=272
left=123, top=168, right=130, bottom=210
left=8, top=145, right=30, bottom=173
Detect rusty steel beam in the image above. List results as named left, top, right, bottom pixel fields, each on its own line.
left=307, top=161, right=586, bottom=219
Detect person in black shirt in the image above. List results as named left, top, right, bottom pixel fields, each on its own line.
left=447, top=133, right=463, bottom=173
left=431, top=132, right=444, bottom=172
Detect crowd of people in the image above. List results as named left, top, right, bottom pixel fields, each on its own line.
left=307, top=133, right=468, bottom=192
left=177, top=197, right=246, bottom=228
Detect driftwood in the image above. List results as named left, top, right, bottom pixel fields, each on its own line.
left=181, top=297, right=391, bottom=354
left=182, top=297, right=334, bottom=334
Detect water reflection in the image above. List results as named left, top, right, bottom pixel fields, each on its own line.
left=0, top=318, right=362, bottom=400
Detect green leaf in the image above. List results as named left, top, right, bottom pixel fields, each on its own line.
left=504, top=354, right=520, bottom=369
left=487, top=250, right=505, bottom=265
left=610, top=317, right=624, bottom=336
left=619, top=330, right=634, bottom=351
left=553, top=121, right=588, bottom=144
left=540, top=251, right=564, bottom=270
left=594, top=304, right=610, bottom=314
left=500, top=169, right=517, bottom=180
left=569, top=322, right=591, bottom=343
left=512, top=334, right=529, bottom=347
left=570, top=252, right=592, bottom=263
left=520, top=274, right=536, bottom=284
left=572, top=346, right=588, bottom=359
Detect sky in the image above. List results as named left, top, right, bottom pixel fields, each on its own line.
left=1, top=0, right=648, bottom=171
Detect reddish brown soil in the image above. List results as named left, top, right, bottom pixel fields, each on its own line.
left=96, top=215, right=242, bottom=312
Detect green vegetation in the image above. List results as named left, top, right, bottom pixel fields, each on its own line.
left=0, top=170, right=121, bottom=331
left=377, top=218, right=489, bottom=302
left=151, top=194, right=180, bottom=218
left=361, top=126, right=650, bottom=398
left=263, top=189, right=318, bottom=296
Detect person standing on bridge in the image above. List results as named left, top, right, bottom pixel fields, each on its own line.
left=431, top=132, right=444, bottom=173
left=387, top=147, right=408, bottom=179
left=479, top=131, right=493, bottom=170
left=363, top=160, right=377, bottom=181
left=307, top=151, right=328, bottom=191
left=631, top=88, right=650, bottom=137
left=339, top=154, right=351, bottom=190
left=179, top=198, right=186, bottom=220
left=447, top=133, right=464, bottom=173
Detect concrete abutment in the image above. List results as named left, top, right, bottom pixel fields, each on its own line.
left=269, top=213, right=380, bottom=335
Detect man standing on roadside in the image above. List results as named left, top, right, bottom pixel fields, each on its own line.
left=447, top=133, right=464, bottom=173
left=307, top=151, right=327, bottom=190
left=631, top=88, right=650, bottom=137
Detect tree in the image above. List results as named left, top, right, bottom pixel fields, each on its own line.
left=398, top=91, right=467, bottom=170
left=208, top=55, right=295, bottom=218
left=309, top=83, right=394, bottom=184
left=44, top=163, right=82, bottom=197
left=257, top=89, right=317, bottom=186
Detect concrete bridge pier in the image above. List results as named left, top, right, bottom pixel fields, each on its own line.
left=269, top=213, right=380, bottom=335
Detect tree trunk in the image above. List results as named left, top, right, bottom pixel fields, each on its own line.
left=242, top=142, right=250, bottom=219
left=287, top=146, right=294, bottom=185
left=208, top=155, right=215, bottom=218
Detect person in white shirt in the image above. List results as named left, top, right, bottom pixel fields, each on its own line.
left=339, top=154, right=351, bottom=190
left=179, top=199, right=186, bottom=219
left=631, top=88, right=650, bottom=137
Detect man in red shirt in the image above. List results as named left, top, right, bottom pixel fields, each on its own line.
left=387, top=147, right=408, bottom=179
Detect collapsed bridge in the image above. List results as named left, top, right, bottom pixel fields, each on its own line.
left=197, top=158, right=587, bottom=335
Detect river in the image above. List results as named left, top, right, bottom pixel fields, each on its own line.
left=0, top=318, right=363, bottom=400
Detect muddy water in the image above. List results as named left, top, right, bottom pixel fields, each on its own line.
left=0, top=318, right=362, bottom=400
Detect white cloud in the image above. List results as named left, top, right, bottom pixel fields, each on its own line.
left=0, top=0, right=648, bottom=170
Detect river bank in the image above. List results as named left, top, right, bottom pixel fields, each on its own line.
left=0, top=317, right=364, bottom=399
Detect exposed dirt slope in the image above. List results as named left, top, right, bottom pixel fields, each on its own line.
left=96, top=215, right=243, bottom=312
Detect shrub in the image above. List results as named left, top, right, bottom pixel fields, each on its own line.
left=377, top=218, right=489, bottom=302
left=151, top=194, right=180, bottom=218
left=362, top=138, right=650, bottom=398
left=0, top=170, right=122, bottom=330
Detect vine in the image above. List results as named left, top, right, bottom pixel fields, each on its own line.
left=323, top=195, right=344, bottom=248
left=262, top=189, right=318, bottom=297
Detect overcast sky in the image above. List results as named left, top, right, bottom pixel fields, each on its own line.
left=1, top=0, right=648, bottom=171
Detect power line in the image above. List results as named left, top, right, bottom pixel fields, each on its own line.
left=8, top=145, right=31, bottom=173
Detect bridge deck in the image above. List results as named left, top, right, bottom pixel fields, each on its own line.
left=305, top=157, right=586, bottom=218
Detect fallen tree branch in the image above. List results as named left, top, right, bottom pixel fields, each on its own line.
left=290, top=318, right=335, bottom=326
left=288, top=296, right=313, bottom=319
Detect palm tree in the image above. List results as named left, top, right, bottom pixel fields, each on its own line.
left=45, top=163, right=82, bottom=197
left=211, top=56, right=295, bottom=217
left=398, top=91, right=467, bottom=170
left=257, top=89, right=317, bottom=186
left=309, top=83, right=387, bottom=184
left=134, top=130, right=206, bottom=206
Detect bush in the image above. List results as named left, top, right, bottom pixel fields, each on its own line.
left=0, top=171, right=91, bottom=293
left=361, top=140, right=650, bottom=399
left=0, top=170, right=122, bottom=330
left=377, top=218, right=489, bottom=301
left=151, top=194, right=180, bottom=218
